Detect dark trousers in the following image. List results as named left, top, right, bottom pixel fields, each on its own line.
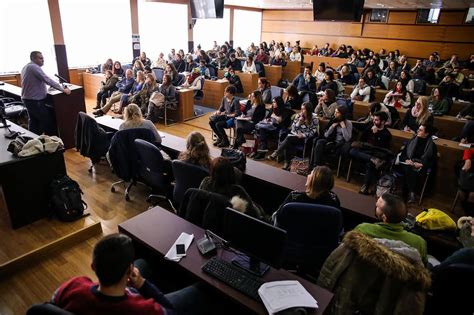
left=235, top=120, right=255, bottom=145
left=209, top=115, right=230, bottom=143
left=276, top=135, right=304, bottom=162
left=402, top=165, right=426, bottom=194
left=23, top=99, right=57, bottom=136
left=311, top=138, right=346, bottom=167
left=350, top=148, right=376, bottom=186
left=258, top=127, right=288, bottom=150
left=96, top=89, right=111, bottom=107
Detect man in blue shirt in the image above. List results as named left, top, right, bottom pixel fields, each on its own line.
left=21, top=51, right=71, bottom=135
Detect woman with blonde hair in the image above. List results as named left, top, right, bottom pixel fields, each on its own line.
left=119, top=103, right=162, bottom=143
left=401, top=96, right=434, bottom=134
left=178, top=131, right=211, bottom=169
left=272, top=165, right=340, bottom=224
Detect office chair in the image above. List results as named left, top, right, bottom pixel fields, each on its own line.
left=152, top=68, right=164, bottom=83
left=425, top=263, right=474, bottom=315
left=108, top=128, right=156, bottom=201
left=193, top=77, right=205, bottom=102
left=0, top=96, right=28, bottom=126
left=276, top=202, right=343, bottom=279
left=134, top=139, right=173, bottom=208
left=26, top=303, right=74, bottom=315
left=171, top=160, right=209, bottom=208
left=75, top=112, right=113, bottom=172
left=178, top=188, right=230, bottom=235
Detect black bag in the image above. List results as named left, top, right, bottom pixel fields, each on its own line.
left=221, top=148, right=246, bottom=171
left=50, top=175, right=88, bottom=222
left=376, top=173, right=397, bottom=197
left=459, top=170, right=474, bottom=191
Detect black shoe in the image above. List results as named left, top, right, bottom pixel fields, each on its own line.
left=252, top=152, right=266, bottom=161
left=93, top=105, right=101, bottom=110
left=218, top=141, right=230, bottom=148
left=93, top=109, right=104, bottom=117
left=359, top=185, right=370, bottom=195
left=282, top=161, right=290, bottom=171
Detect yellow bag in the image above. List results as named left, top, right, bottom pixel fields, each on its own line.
left=415, top=208, right=457, bottom=231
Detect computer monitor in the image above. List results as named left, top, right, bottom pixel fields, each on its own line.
left=313, top=0, right=364, bottom=22
left=221, top=207, right=287, bottom=276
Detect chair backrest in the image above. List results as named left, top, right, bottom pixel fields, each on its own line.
left=75, top=112, right=109, bottom=164
left=134, top=139, right=167, bottom=191
left=178, top=188, right=230, bottom=235
left=171, top=160, right=209, bottom=205
left=271, top=85, right=284, bottom=99
left=255, top=61, right=266, bottom=77
left=153, top=68, right=164, bottom=83
left=27, top=303, right=75, bottom=315
left=277, top=202, right=343, bottom=272
left=122, top=63, right=132, bottom=71
left=108, top=128, right=156, bottom=181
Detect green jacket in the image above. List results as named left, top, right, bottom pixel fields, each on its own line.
left=354, top=222, right=428, bottom=264
left=317, top=231, right=431, bottom=315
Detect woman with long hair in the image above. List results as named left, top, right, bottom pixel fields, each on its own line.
left=383, top=80, right=412, bottom=108
left=119, top=103, right=161, bottom=143
left=178, top=131, right=211, bottom=169
left=401, top=96, right=433, bottom=134
left=112, top=61, right=124, bottom=77
left=233, top=90, right=266, bottom=149
left=273, top=165, right=340, bottom=223
left=429, top=87, right=450, bottom=116
left=258, top=77, right=272, bottom=104
left=117, top=70, right=146, bottom=113
left=284, top=84, right=303, bottom=110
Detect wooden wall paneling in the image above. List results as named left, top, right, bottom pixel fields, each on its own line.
left=263, top=10, right=313, bottom=21
left=438, top=11, right=465, bottom=25
left=387, top=11, right=416, bottom=24
left=263, top=65, right=282, bottom=86
left=201, top=79, right=228, bottom=109
left=282, top=61, right=302, bottom=81
left=262, top=20, right=362, bottom=37
left=0, top=74, right=21, bottom=87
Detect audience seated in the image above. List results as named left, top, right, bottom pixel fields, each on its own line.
left=178, top=131, right=211, bottom=170
left=357, top=102, right=393, bottom=127
left=128, top=73, right=158, bottom=113
left=459, top=121, right=474, bottom=144
left=311, top=105, right=353, bottom=168
left=272, top=165, right=340, bottom=224
left=164, top=63, right=179, bottom=85
left=119, top=104, right=161, bottom=144
left=258, top=77, right=272, bottom=104
left=199, top=157, right=263, bottom=219
left=423, top=54, right=439, bottom=70
left=118, top=70, right=146, bottom=114
left=196, top=60, right=210, bottom=79
left=146, top=74, right=176, bottom=123
left=398, top=55, right=411, bottom=73
left=226, top=53, right=242, bottom=71
left=214, top=51, right=228, bottom=70
left=383, top=60, right=401, bottom=82
left=401, top=96, right=433, bottom=134
left=383, top=80, right=412, bottom=108
left=315, top=88, right=338, bottom=119
left=313, top=62, right=327, bottom=82
left=293, top=65, right=317, bottom=94
left=317, top=70, right=339, bottom=94
left=283, top=84, right=303, bottom=110
left=233, top=90, right=266, bottom=149
left=135, top=51, right=151, bottom=68
left=184, top=55, right=197, bottom=73
left=112, top=61, right=125, bottom=77
left=173, top=54, right=185, bottom=73
left=132, top=60, right=145, bottom=78
left=52, top=233, right=210, bottom=315
left=439, top=73, right=460, bottom=99
left=399, top=70, right=411, bottom=87
left=270, top=53, right=286, bottom=66
left=101, top=58, right=113, bottom=73
left=289, top=46, right=302, bottom=62
left=168, top=48, right=177, bottom=63
left=364, top=68, right=383, bottom=89
left=428, top=88, right=450, bottom=116
left=268, top=102, right=319, bottom=170
left=94, top=70, right=119, bottom=110
left=94, top=69, right=135, bottom=116
left=339, top=65, right=357, bottom=86
left=255, top=48, right=269, bottom=64
left=350, top=111, right=392, bottom=195
left=350, top=78, right=372, bottom=102
left=224, top=68, right=243, bottom=94
left=242, top=56, right=257, bottom=73
left=181, top=68, right=203, bottom=90
left=152, top=52, right=167, bottom=69
left=398, top=123, right=438, bottom=204
left=209, top=85, right=240, bottom=148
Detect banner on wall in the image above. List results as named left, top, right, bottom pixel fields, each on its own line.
left=132, top=34, right=140, bottom=59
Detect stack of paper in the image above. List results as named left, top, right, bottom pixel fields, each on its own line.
left=164, top=232, right=194, bottom=262
left=258, top=280, right=318, bottom=314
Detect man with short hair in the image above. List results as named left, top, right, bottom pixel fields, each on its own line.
left=52, top=233, right=210, bottom=314
left=355, top=193, right=428, bottom=264
left=292, top=66, right=316, bottom=94
left=21, top=51, right=71, bottom=135
left=209, top=85, right=240, bottom=147
left=93, top=69, right=135, bottom=116
left=226, top=53, right=242, bottom=71
left=173, top=54, right=185, bottom=73
left=350, top=111, right=392, bottom=195
left=255, top=48, right=269, bottom=65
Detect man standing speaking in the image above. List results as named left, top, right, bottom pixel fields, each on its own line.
left=21, top=51, right=71, bottom=135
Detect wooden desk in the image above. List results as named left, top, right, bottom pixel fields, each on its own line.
left=236, top=72, right=259, bottom=97
left=282, top=61, right=301, bottom=81
left=263, top=65, right=282, bottom=86
left=202, top=79, right=228, bottom=109
left=0, top=82, right=86, bottom=149
left=303, top=56, right=349, bottom=69
left=118, top=206, right=333, bottom=315
left=82, top=72, right=104, bottom=99
left=0, top=121, right=66, bottom=229
left=176, top=88, right=195, bottom=121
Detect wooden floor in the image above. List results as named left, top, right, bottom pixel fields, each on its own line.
left=0, top=98, right=462, bottom=314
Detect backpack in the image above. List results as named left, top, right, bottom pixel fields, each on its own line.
left=50, top=175, right=88, bottom=222
left=376, top=173, right=397, bottom=198
left=289, top=157, right=310, bottom=176
left=221, top=148, right=246, bottom=171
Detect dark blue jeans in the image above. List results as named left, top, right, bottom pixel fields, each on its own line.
left=23, top=99, right=57, bottom=136
left=349, top=148, right=376, bottom=186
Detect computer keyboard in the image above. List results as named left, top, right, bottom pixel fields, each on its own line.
left=202, top=256, right=264, bottom=301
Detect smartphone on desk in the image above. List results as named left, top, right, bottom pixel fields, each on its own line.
left=176, top=244, right=186, bottom=257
